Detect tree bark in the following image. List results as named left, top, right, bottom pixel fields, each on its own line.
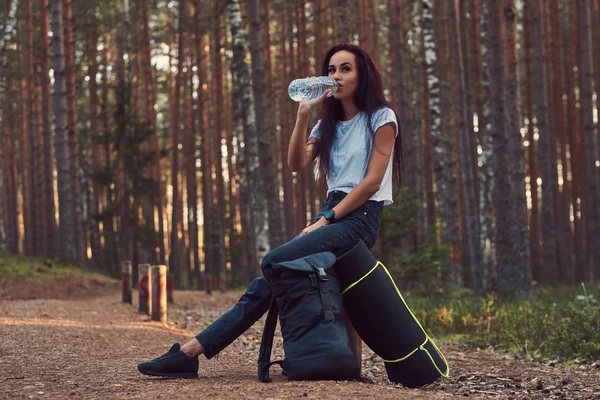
left=39, top=0, right=56, bottom=258
left=522, top=1, right=540, bottom=282
left=549, top=0, right=573, bottom=282
left=192, top=1, right=213, bottom=292
left=499, top=0, right=531, bottom=295
left=247, top=0, right=284, bottom=247
left=578, top=0, right=600, bottom=281
left=227, top=0, right=263, bottom=282
left=530, top=0, right=558, bottom=284
left=432, top=0, right=460, bottom=286
left=1, top=53, right=19, bottom=253
left=448, top=0, right=484, bottom=295
left=170, top=0, right=186, bottom=289
left=335, top=0, right=350, bottom=43
left=63, top=0, right=85, bottom=265
left=420, top=0, right=435, bottom=233
left=50, top=0, right=75, bottom=261
left=211, top=0, right=227, bottom=291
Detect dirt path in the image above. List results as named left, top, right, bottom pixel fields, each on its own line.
left=1, top=283, right=598, bottom=399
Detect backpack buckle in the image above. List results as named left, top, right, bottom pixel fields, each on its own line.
left=316, top=267, right=328, bottom=281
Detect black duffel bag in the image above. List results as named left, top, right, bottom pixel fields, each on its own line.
left=258, top=251, right=361, bottom=382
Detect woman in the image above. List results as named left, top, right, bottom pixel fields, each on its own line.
left=137, top=43, right=402, bottom=378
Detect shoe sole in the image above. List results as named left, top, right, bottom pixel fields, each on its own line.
left=138, top=367, right=198, bottom=379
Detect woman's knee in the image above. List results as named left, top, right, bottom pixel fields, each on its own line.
left=260, top=248, right=279, bottom=269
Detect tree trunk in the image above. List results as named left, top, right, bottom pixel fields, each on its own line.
left=522, top=1, right=540, bottom=282
left=0, top=0, right=18, bottom=91
left=279, top=6, right=295, bottom=240
left=1, top=55, right=19, bottom=253
left=26, top=0, right=42, bottom=257
left=548, top=0, right=573, bottom=282
left=62, top=0, right=85, bottom=265
left=227, top=0, right=263, bottom=282
left=432, top=0, right=460, bottom=286
left=211, top=0, right=227, bottom=292
left=335, top=0, right=350, bottom=43
left=170, top=0, right=186, bottom=289
left=530, top=0, right=558, bottom=284
left=192, top=2, right=212, bottom=292
left=420, top=0, right=435, bottom=233
left=84, top=11, right=102, bottom=269
left=566, top=0, right=586, bottom=281
left=247, top=0, right=284, bottom=248
left=50, top=0, right=75, bottom=262
left=578, top=0, right=600, bottom=282
left=39, top=0, right=56, bottom=258
left=448, top=0, right=484, bottom=295
left=500, top=0, right=531, bottom=295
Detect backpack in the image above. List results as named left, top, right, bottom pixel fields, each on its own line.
left=258, top=251, right=361, bottom=382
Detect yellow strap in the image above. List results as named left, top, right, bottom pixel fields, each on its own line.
left=340, top=263, right=379, bottom=295
left=343, top=261, right=450, bottom=378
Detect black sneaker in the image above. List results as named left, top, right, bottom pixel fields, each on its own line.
left=137, top=343, right=199, bottom=378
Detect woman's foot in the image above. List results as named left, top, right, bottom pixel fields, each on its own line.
left=137, top=343, right=199, bottom=378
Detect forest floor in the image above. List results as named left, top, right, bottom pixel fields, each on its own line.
left=1, top=274, right=599, bottom=400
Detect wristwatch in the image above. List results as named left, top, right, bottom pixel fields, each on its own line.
left=323, top=209, right=336, bottom=222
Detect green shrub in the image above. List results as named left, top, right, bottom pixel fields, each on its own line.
left=402, top=284, right=600, bottom=361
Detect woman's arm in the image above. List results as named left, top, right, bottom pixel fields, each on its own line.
left=287, top=90, right=330, bottom=172
left=300, top=122, right=396, bottom=236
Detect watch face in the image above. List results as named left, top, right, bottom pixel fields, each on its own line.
left=324, top=209, right=335, bottom=220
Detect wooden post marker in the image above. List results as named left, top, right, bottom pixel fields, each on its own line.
left=166, top=270, right=174, bottom=304
left=121, top=260, right=132, bottom=304
left=138, top=263, right=152, bottom=315
left=151, top=265, right=167, bottom=324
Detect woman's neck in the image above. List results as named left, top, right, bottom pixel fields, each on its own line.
left=340, top=98, right=360, bottom=121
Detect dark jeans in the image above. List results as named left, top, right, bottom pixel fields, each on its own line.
left=196, top=191, right=384, bottom=358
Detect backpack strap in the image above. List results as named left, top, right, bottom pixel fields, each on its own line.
left=258, top=296, right=279, bottom=382
left=306, top=257, right=335, bottom=322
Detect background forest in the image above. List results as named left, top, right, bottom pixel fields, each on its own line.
left=1, top=0, right=600, bottom=302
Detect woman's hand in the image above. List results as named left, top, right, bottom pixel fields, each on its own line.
left=299, top=217, right=330, bottom=236
left=297, top=89, right=332, bottom=117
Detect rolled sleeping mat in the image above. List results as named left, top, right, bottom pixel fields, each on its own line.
left=334, top=240, right=449, bottom=388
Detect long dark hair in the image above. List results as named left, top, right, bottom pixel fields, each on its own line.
left=315, top=43, right=403, bottom=187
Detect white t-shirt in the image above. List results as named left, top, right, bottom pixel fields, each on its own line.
left=308, top=107, right=398, bottom=206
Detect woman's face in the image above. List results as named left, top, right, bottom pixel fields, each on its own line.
left=327, top=50, right=359, bottom=101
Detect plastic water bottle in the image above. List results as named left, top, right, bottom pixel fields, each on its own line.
left=288, top=76, right=339, bottom=102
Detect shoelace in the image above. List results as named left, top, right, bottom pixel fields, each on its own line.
left=154, top=348, right=179, bottom=362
